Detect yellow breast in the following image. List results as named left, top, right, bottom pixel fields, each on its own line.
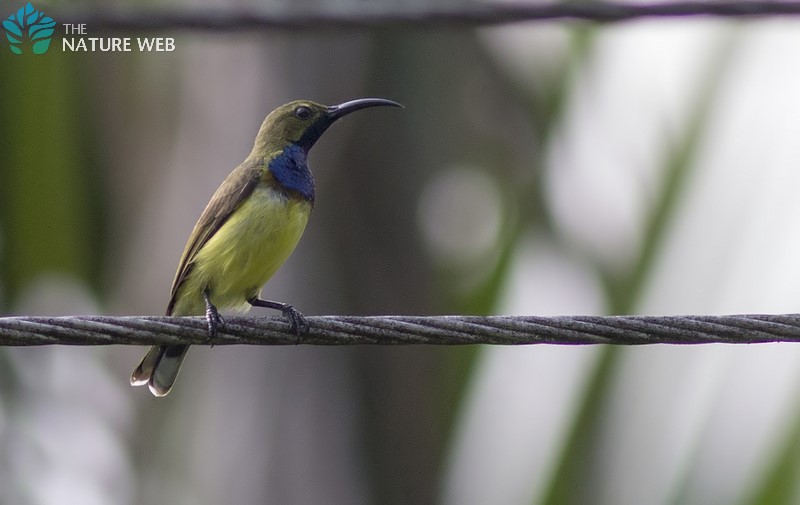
left=170, top=185, right=312, bottom=316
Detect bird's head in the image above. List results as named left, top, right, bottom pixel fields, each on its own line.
left=252, top=98, right=402, bottom=155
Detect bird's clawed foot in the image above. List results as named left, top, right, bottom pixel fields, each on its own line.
left=282, top=304, right=309, bottom=336
left=204, top=289, right=225, bottom=345
left=248, top=297, right=309, bottom=338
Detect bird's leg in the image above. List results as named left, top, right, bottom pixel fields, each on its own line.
left=248, top=297, right=309, bottom=336
left=203, top=288, right=225, bottom=344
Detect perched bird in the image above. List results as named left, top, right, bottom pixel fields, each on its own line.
left=131, top=98, right=402, bottom=397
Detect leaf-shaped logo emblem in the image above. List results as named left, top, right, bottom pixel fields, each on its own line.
left=3, top=2, right=56, bottom=55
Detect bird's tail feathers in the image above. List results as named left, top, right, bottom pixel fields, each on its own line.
left=130, top=345, right=190, bottom=397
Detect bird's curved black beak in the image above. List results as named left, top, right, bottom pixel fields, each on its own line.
left=327, top=98, right=403, bottom=122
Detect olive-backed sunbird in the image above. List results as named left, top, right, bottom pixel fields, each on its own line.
left=130, top=98, right=402, bottom=397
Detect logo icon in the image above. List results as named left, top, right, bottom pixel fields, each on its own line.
left=3, top=3, right=55, bottom=55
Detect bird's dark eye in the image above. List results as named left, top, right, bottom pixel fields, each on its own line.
left=294, top=106, right=312, bottom=120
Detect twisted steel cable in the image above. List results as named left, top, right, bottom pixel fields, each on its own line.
left=58, top=1, right=800, bottom=33
left=1, top=314, right=799, bottom=346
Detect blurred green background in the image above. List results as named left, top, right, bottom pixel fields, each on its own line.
left=3, top=1, right=800, bottom=504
